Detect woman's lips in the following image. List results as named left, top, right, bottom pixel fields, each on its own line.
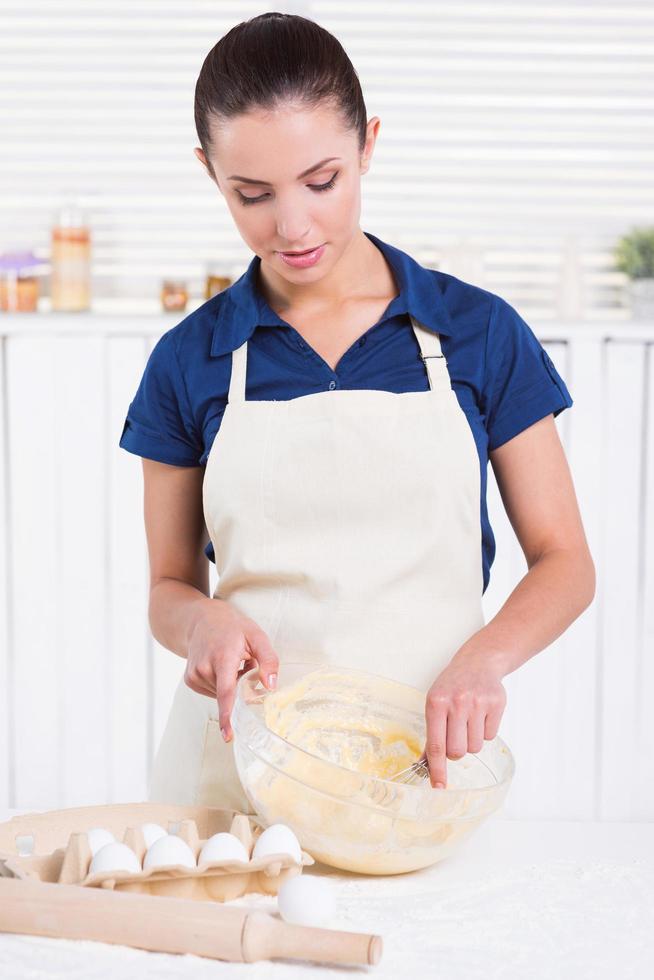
left=278, top=244, right=326, bottom=268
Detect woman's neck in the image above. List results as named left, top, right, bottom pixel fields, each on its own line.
left=257, top=229, right=391, bottom=315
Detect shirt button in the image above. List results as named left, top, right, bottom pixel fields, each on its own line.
left=359, top=336, right=367, bottom=346
left=328, top=380, right=336, bottom=390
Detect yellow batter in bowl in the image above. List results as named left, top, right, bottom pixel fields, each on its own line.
left=233, top=663, right=514, bottom=874
left=263, top=669, right=424, bottom=779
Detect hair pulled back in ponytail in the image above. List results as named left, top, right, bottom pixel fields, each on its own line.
left=194, top=11, right=368, bottom=178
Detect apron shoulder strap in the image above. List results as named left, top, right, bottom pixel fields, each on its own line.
left=409, top=315, right=452, bottom=392
left=227, top=341, right=248, bottom=404
left=228, top=318, right=451, bottom=401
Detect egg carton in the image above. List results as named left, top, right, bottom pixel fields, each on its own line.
left=0, top=803, right=314, bottom=903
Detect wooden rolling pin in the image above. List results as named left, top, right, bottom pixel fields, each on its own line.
left=0, top=877, right=382, bottom=966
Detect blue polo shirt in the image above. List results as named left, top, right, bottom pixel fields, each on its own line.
left=119, top=230, right=572, bottom=593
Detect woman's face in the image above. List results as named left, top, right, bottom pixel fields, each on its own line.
left=195, top=102, right=380, bottom=285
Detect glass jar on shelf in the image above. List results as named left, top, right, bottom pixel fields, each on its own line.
left=0, top=251, right=44, bottom=312
left=205, top=260, right=232, bottom=300
left=51, top=203, right=92, bottom=311
left=161, top=279, right=188, bottom=312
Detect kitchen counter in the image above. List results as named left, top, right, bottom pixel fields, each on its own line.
left=0, top=807, right=652, bottom=979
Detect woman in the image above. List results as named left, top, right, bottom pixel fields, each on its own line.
left=119, top=12, right=595, bottom=813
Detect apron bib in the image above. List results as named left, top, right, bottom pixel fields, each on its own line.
left=148, top=315, right=485, bottom=811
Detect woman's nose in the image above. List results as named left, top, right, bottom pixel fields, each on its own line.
left=277, top=229, right=313, bottom=248
left=275, top=210, right=312, bottom=247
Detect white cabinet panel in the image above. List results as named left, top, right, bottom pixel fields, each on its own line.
left=1, top=317, right=652, bottom=820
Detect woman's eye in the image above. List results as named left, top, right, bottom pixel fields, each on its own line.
left=309, top=172, right=339, bottom=193
left=237, top=171, right=339, bottom=206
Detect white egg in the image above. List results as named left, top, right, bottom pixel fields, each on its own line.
left=140, top=822, right=167, bottom=848
left=252, top=823, right=302, bottom=864
left=198, top=832, right=250, bottom=865
left=89, top=842, right=141, bottom=876
left=143, top=833, right=197, bottom=871
left=86, top=827, right=115, bottom=857
left=277, top=875, right=338, bottom=927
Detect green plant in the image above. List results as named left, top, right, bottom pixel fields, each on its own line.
left=613, top=227, right=654, bottom=279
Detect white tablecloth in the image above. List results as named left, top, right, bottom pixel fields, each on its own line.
left=1, top=808, right=652, bottom=979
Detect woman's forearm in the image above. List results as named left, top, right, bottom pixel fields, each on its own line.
left=148, top=578, right=216, bottom=659
left=455, top=546, right=596, bottom=677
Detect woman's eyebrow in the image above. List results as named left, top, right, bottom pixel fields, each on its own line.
left=227, top=157, right=341, bottom=185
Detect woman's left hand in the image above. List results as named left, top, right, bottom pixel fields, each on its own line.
left=424, top=650, right=507, bottom=789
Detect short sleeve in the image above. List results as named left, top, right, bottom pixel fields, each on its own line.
left=119, top=329, right=203, bottom=466
left=484, top=296, right=573, bottom=451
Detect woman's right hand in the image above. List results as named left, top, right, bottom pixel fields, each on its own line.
left=184, top=598, right=279, bottom=742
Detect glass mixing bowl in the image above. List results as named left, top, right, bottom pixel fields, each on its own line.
left=232, top=661, right=515, bottom=875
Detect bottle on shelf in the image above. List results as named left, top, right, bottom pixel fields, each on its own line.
left=51, top=202, right=92, bottom=312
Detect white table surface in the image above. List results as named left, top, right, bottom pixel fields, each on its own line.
left=0, top=807, right=652, bottom=980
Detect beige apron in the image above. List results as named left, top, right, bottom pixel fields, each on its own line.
left=147, top=315, right=485, bottom=812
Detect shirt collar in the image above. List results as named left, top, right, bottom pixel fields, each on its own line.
left=210, top=229, right=454, bottom=357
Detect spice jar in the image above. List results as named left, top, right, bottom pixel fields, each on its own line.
left=205, top=261, right=232, bottom=300
left=161, top=279, right=188, bottom=312
left=0, top=251, right=43, bottom=312
left=51, top=204, right=92, bottom=311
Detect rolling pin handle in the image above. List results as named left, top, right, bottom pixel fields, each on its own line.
left=242, top=909, right=383, bottom=966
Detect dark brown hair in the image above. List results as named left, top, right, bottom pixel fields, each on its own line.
left=194, top=11, right=368, bottom=179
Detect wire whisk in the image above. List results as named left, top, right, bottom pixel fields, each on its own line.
left=361, top=751, right=432, bottom=806
left=389, top=752, right=430, bottom=786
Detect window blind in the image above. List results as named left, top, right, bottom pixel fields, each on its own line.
left=1, top=0, right=652, bottom=318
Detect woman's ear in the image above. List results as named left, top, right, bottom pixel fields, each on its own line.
left=194, top=147, right=218, bottom=187
left=360, top=117, right=381, bottom=177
